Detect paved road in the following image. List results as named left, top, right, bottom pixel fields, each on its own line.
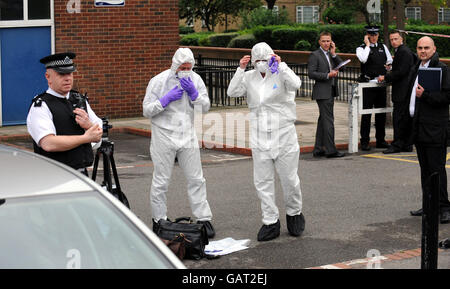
left=7, top=132, right=450, bottom=269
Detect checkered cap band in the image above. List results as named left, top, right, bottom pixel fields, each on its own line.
left=45, top=56, right=74, bottom=68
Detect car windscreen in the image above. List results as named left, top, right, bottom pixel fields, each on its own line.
left=0, top=192, right=174, bottom=269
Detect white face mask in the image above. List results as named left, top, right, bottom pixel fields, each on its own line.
left=255, top=61, right=268, bottom=73
left=177, top=70, right=192, bottom=79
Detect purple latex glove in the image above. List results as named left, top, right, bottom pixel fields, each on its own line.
left=268, top=56, right=279, bottom=74
left=159, top=86, right=183, bottom=108
left=179, top=77, right=199, bottom=101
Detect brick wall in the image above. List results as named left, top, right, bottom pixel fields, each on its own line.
left=54, top=0, right=179, bottom=119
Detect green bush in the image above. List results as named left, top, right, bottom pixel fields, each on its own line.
left=240, top=7, right=291, bottom=30
left=272, top=27, right=319, bottom=50
left=228, top=34, right=257, bottom=48
left=294, top=40, right=311, bottom=51
left=253, top=25, right=294, bottom=48
left=179, top=25, right=194, bottom=35
left=406, top=19, right=428, bottom=26
left=207, top=33, right=240, bottom=47
left=180, top=32, right=213, bottom=46
left=198, top=36, right=211, bottom=47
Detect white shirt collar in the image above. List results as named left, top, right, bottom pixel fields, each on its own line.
left=370, top=43, right=378, bottom=48
left=47, top=88, right=70, bottom=99
left=320, top=47, right=329, bottom=55
left=420, top=60, right=431, bottom=68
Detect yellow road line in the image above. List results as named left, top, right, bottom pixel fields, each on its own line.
left=362, top=154, right=419, bottom=164
left=362, top=153, right=450, bottom=168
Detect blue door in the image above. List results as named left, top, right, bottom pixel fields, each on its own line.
left=0, top=27, right=51, bottom=126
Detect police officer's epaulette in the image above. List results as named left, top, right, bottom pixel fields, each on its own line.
left=31, top=93, right=47, bottom=107
left=359, top=43, right=367, bottom=48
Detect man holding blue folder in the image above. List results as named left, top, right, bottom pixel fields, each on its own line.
left=407, top=36, right=450, bottom=224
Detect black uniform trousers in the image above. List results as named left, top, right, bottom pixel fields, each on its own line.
left=391, top=100, right=412, bottom=150
left=360, top=87, right=386, bottom=145
left=416, top=143, right=450, bottom=212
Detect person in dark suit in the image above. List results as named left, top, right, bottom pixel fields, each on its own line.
left=308, top=31, right=345, bottom=158
left=378, top=31, right=416, bottom=154
left=407, top=36, right=450, bottom=224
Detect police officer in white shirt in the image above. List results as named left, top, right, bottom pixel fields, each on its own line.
left=27, top=52, right=103, bottom=175
left=356, top=26, right=393, bottom=151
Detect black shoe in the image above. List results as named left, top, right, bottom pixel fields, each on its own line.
left=376, top=141, right=389, bottom=148
left=439, top=238, right=450, bottom=249
left=286, top=213, right=305, bottom=237
left=383, top=146, right=401, bottom=154
left=313, top=151, right=325, bottom=158
left=326, top=152, right=345, bottom=158
left=257, top=220, right=280, bottom=242
left=402, top=145, right=413, bottom=152
left=361, top=143, right=371, bottom=151
left=410, top=208, right=423, bottom=216
left=197, top=220, right=216, bottom=238
left=440, top=211, right=450, bottom=224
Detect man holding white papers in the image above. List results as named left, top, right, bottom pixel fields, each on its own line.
left=308, top=31, right=346, bottom=158
left=407, top=36, right=450, bottom=224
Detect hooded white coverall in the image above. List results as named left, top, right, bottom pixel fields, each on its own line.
left=227, top=42, right=303, bottom=225
left=142, top=48, right=212, bottom=222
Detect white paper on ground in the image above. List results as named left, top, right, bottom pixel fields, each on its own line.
left=204, top=237, right=251, bottom=256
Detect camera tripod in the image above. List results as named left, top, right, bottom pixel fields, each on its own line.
left=92, top=119, right=130, bottom=208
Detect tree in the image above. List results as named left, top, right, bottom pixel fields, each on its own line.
left=322, top=1, right=357, bottom=24
left=179, top=0, right=261, bottom=32
left=321, top=0, right=371, bottom=24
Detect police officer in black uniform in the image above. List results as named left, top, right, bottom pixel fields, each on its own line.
left=356, top=26, right=393, bottom=151
left=27, top=52, right=103, bottom=175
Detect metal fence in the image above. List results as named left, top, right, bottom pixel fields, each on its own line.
left=193, top=56, right=361, bottom=107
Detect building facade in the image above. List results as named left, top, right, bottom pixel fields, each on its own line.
left=0, top=0, right=179, bottom=126
left=182, top=0, right=449, bottom=33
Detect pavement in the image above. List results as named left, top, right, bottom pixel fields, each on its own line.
left=1, top=97, right=449, bottom=269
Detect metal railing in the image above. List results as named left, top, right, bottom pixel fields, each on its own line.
left=194, top=55, right=361, bottom=106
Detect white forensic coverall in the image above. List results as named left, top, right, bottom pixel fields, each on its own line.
left=227, top=42, right=303, bottom=226
left=142, top=48, right=212, bottom=222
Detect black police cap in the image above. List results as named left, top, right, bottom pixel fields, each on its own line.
left=40, top=52, right=77, bottom=74
left=365, top=25, right=380, bottom=35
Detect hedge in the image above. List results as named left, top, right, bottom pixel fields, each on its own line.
left=180, top=32, right=213, bottom=46
left=207, top=33, right=240, bottom=47
left=272, top=27, right=319, bottom=50
left=252, top=25, right=291, bottom=48
left=182, top=25, right=450, bottom=57
left=228, top=34, right=257, bottom=48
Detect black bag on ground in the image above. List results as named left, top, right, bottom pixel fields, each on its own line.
left=157, top=217, right=209, bottom=260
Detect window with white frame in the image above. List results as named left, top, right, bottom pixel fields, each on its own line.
left=0, top=0, right=50, bottom=21
left=296, top=6, right=319, bottom=24
left=438, top=7, right=450, bottom=24
left=405, top=7, right=421, bottom=20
